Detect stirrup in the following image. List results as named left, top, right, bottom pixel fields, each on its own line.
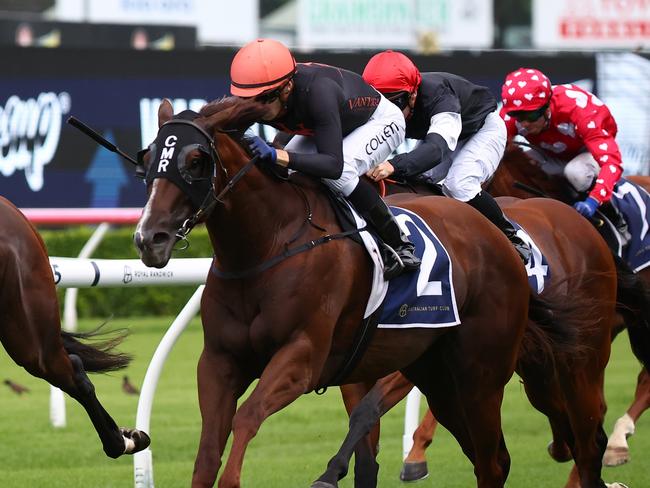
left=508, top=235, right=532, bottom=264
left=617, top=225, right=631, bottom=246
left=380, top=243, right=406, bottom=280
left=514, top=243, right=532, bottom=264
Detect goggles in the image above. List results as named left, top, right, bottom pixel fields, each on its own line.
left=510, top=104, right=549, bottom=123
left=384, top=91, right=411, bottom=110
left=253, top=81, right=291, bottom=104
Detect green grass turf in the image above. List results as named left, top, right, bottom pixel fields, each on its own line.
left=0, top=316, right=648, bottom=487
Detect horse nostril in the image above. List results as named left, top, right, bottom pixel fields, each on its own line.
left=152, top=232, right=171, bottom=245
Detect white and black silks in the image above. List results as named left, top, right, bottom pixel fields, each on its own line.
left=142, top=110, right=217, bottom=209
left=390, top=72, right=497, bottom=182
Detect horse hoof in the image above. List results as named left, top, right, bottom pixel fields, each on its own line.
left=603, top=446, right=630, bottom=467
left=311, top=482, right=337, bottom=488
left=547, top=440, right=572, bottom=463
left=605, top=483, right=629, bottom=488
left=121, top=428, right=151, bottom=454
left=399, top=461, right=429, bottom=482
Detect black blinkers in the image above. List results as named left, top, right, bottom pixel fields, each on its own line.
left=143, top=110, right=217, bottom=209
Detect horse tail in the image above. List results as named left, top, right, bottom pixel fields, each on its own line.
left=613, top=253, right=650, bottom=369
left=519, top=291, right=599, bottom=370
left=61, top=325, right=132, bottom=373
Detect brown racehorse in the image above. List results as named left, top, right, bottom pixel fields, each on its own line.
left=132, top=98, right=562, bottom=488
left=0, top=196, right=150, bottom=459
left=373, top=147, right=650, bottom=487
left=321, top=192, right=650, bottom=488
left=489, top=147, right=650, bottom=469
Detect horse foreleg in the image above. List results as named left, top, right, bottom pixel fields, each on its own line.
left=192, top=349, right=250, bottom=488
left=400, top=408, right=439, bottom=482
left=604, top=367, right=650, bottom=466
left=312, top=371, right=412, bottom=488
left=217, top=337, right=321, bottom=488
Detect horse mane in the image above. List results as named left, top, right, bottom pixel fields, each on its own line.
left=199, top=96, right=271, bottom=132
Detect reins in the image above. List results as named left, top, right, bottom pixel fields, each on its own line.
left=210, top=227, right=364, bottom=279
left=175, top=151, right=260, bottom=241
left=209, top=148, right=367, bottom=280
left=177, top=126, right=368, bottom=280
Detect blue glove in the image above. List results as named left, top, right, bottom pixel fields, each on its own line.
left=573, top=197, right=599, bottom=218
left=246, top=135, right=277, bottom=164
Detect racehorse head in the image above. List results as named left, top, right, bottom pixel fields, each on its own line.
left=133, top=97, right=271, bottom=267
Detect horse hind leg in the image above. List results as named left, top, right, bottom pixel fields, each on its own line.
left=50, top=352, right=150, bottom=458
left=559, top=363, right=611, bottom=487
left=519, top=358, right=610, bottom=488
left=426, top=384, right=510, bottom=488
left=19, top=337, right=146, bottom=458
left=0, top=271, right=149, bottom=458
left=517, top=366, right=574, bottom=463
left=400, top=408, right=438, bottom=482
left=403, top=348, right=511, bottom=488
left=604, top=366, right=650, bottom=466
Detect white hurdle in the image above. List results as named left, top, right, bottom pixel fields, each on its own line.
left=50, top=256, right=212, bottom=288
left=403, top=387, right=422, bottom=460
left=133, top=285, right=204, bottom=488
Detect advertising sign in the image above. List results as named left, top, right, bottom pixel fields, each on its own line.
left=0, top=48, right=232, bottom=208
left=533, top=0, right=650, bottom=49
left=53, top=0, right=257, bottom=45
left=297, top=0, right=493, bottom=50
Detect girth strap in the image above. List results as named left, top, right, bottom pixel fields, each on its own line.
left=211, top=227, right=365, bottom=280
left=314, top=302, right=384, bottom=395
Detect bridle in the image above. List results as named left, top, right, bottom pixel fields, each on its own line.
left=147, top=117, right=261, bottom=242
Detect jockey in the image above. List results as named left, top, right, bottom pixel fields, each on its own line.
left=362, top=50, right=532, bottom=263
left=229, top=39, right=421, bottom=280
left=500, top=68, right=629, bottom=242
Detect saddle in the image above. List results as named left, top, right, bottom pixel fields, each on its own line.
left=380, top=175, right=445, bottom=197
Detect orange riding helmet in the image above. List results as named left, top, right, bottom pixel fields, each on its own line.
left=230, top=39, right=297, bottom=98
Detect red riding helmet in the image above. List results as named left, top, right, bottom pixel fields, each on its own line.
left=501, top=68, right=552, bottom=113
left=362, top=50, right=422, bottom=94
left=230, top=39, right=296, bottom=97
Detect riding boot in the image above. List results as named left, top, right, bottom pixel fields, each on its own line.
left=598, top=201, right=631, bottom=246
left=348, top=179, right=421, bottom=280
left=466, top=191, right=532, bottom=264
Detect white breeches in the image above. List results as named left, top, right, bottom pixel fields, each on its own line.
left=284, top=96, right=405, bottom=196
left=420, top=111, right=507, bottom=202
